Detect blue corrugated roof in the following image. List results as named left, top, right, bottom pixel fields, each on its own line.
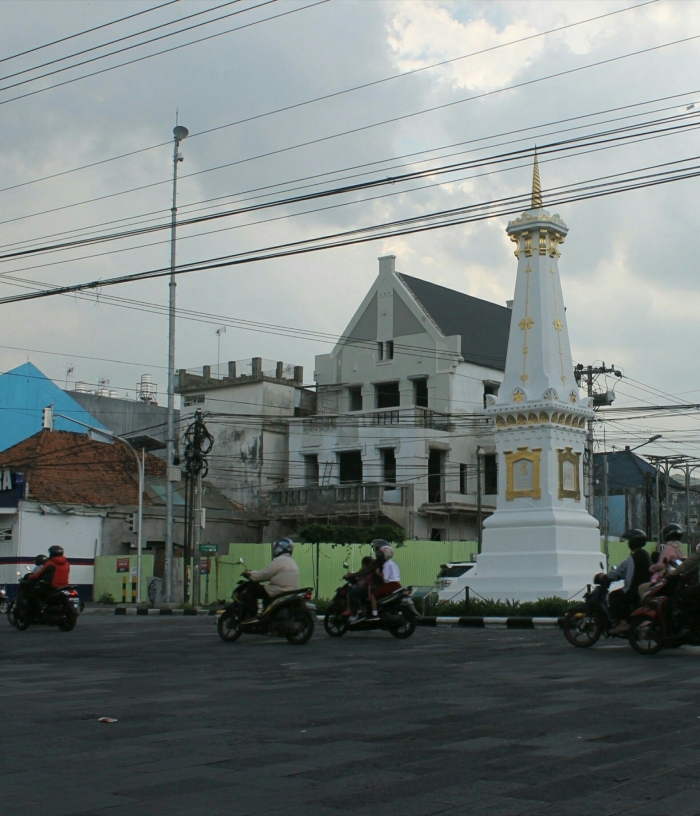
left=0, top=362, right=105, bottom=452
left=594, top=449, right=677, bottom=492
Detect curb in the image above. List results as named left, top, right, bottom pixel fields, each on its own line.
left=112, top=607, right=213, bottom=616
left=417, top=616, right=564, bottom=629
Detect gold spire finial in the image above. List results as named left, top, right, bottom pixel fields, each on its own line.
left=531, top=148, right=542, bottom=209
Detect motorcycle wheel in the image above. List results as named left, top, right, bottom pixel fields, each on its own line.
left=7, top=600, right=30, bottom=631
left=323, top=606, right=348, bottom=638
left=217, top=608, right=243, bottom=642
left=388, top=611, right=416, bottom=639
left=58, top=602, right=78, bottom=632
left=286, top=609, right=314, bottom=645
left=562, top=605, right=602, bottom=648
left=628, top=616, right=663, bottom=655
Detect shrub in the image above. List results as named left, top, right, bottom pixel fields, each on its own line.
left=97, top=592, right=116, bottom=604
left=431, top=596, right=577, bottom=617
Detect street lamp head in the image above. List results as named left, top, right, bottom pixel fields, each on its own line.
left=173, top=125, right=189, bottom=141
left=649, top=434, right=662, bottom=443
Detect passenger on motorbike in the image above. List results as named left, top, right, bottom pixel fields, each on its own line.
left=368, top=543, right=401, bottom=617
left=667, top=542, right=700, bottom=628
left=241, top=538, right=299, bottom=623
left=24, top=546, right=70, bottom=613
left=596, top=529, right=650, bottom=634
left=650, top=523, right=685, bottom=582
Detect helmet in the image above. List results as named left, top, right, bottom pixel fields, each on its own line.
left=379, top=545, right=394, bottom=560
left=48, top=545, right=64, bottom=558
left=34, top=554, right=47, bottom=567
left=662, top=523, right=684, bottom=542
left=621, top=529, right=647, bottom=549
left=272, top=538, right=294, bottom=557
left=372, top=539, right=390, bottom=560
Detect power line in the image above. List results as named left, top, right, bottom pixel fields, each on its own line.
left=4, top=110, right=699, bottom=261
left=0, top=1, right=243, bottom=85
left=0, top=0, right=656, bottom=196
left=0, top=0, right=330, bottom=108
left=3, top=23, right=694, bottom=228
left=0, top=0, right=179, bottom=65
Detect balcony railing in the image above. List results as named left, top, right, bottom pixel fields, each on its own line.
left=262, top=483, right=406, bottom=517
left=301, top=406, right=453, bottom=433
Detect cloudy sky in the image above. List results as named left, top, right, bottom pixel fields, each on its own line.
left=2, top=0, right=700, bottom=460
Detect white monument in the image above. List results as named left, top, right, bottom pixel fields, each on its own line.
left=468, top=155, right=602, bottom=601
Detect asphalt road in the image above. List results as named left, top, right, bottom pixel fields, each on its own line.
left=1, top=617, right=700, bottom=816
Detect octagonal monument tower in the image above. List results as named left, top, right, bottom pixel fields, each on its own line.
left=469, top=155, right=602, bottom=601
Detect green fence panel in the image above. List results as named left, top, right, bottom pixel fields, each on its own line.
left=94, top=555, right=154, bottom=602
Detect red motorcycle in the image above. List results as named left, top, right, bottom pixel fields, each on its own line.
left=628, top=573, right=700, bottom=655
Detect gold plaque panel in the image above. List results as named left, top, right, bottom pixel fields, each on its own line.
left=558, top=447, right=581, bottom=501
left=505, top=447, right=542, bottom=501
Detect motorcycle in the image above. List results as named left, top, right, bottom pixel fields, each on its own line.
left=628, top=569, right=700, bottom=655
left=0, top=585, right=8, bottom=615
left=562, top=565, right=628, bottom=647
left=217, top=560, right=316, bottom=645
left=323, top=564, right=419, bottom=639
left=7, top=576, right=81, bottom=631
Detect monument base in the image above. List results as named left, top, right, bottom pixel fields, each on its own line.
left=465, top=523, right=604, bottom=602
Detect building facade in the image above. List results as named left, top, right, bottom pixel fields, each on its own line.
left=266, top=255, right=512, bottom=541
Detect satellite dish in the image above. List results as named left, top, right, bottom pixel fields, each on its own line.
left=173, top=125, right=189, bottom=140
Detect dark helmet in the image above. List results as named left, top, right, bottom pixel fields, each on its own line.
left=34, top=554, right=47, bottom=567
left=621, top=529, right=647, bottom=549
left=272, top=538, right=294, bottom=558
left=48, top=545, right=64, bottom=558
left=662, top=523, right=684, bottom=542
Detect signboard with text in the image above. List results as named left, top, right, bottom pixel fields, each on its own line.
left=199, top=543, right=218, bottom=553
left=116, top=558, right=130, bottom=573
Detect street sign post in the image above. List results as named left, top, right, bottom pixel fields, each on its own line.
left=199, top=543, right=218, bottom=553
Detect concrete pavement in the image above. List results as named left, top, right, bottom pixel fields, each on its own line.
left=1, top=616, right=699, bottom=816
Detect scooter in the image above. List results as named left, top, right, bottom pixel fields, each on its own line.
left=562, top=563, right=629, bottom=648
left=8, top=575, right=82, bottom=631
left=217, top=560, right=316, bottom=645
left=323, top=563, right=419, bottom=639
left=628, top=567, right=700, bottom=655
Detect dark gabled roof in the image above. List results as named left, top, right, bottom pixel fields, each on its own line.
left=397, top=273, right=511, bottom=370
left=594, top=449, right=684, bottom=492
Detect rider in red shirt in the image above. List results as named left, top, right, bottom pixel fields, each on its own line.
left=28, top=545, right=70, bottom=588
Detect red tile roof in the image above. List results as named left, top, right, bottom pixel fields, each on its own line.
left=0, top=430, right=165, bottom=506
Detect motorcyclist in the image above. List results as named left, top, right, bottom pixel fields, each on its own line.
left=367, top=542, right=402, bottom=617
left=15, top=554, right=48, bottom=612
left=651, top=523, right=685, bottom=579
left=666, top=542, right=700, bottom=628
left=595, top=529, right=650, bottom=634
left=241, top=538, right=299, bottom=622
left=25, top=546, right=70, bottom=612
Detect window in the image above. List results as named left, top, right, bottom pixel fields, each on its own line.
left=184, top=394, right=205, bottom=407
left=377, top=341, right=394, bottom=361
left=430, top=528, right=443, bottom=541
left=338, top=450, right=363, bottom=484
left=348, top=386, right=362, bottom=412
left=303, top=454, right=319, bottom=486
left=484, top=454, right=498, bottom=495
left=428, top=448, right=444, bottom=503
left=0, top=527, right=12, bottom=541
left=483, top=382, right=500, bottom=408
left=375, top=381, right=400, bottom=409
left=381, top=448, right=396, bottom=484
left=459, top=463, right=468, bottom=495
left=413, top=377, right=428, bottom=408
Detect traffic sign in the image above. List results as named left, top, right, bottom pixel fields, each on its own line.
left=199, top=543, right=218, bottom=553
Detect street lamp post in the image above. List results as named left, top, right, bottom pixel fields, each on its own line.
left=165, top=123, right=189, bottom=603
left=476, top=446, right=483, bottom=554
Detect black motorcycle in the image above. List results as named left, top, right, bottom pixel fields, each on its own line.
left=323, top=570, right=419, bottom=639
left=562, top=583, right=624, bottom=647
left=628, top=572, right=700, bottom=655
left=0, top=585, right=8, bottom=615
left=7, top=577, right=81, bottom=631
left=217, top=567, right=316, bottom=645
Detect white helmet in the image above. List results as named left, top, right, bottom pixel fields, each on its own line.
left=272, top=538, right=294, bottom=557
left=379, top=545, right=394, bottom=559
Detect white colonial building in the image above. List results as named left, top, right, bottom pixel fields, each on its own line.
left=269, top=254, right=513, bottom=541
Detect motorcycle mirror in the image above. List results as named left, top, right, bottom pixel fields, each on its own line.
left=342, top=561, right=349, bottom=569
left=599, top=562, right=604, bottom=570
left=238, top=557, right=244, bottom=564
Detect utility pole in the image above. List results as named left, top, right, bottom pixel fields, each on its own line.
left=574, top=363, right=621, bottom=517
left=184, top=410, right=214, bottom=607
left=476, top=446, right=483, bottom=554
left=165, top=122, right=189, bottom=602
